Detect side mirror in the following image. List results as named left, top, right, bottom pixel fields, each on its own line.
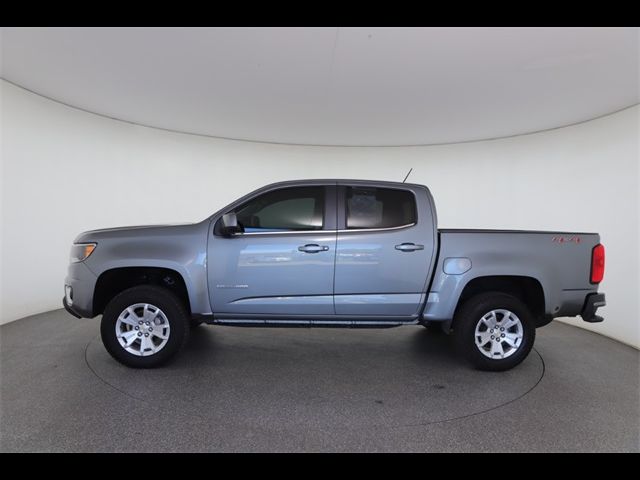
left=220, top=212, right=243, bottom=236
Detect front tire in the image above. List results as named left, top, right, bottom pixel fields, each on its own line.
left=453, top=292, right=535, bottom=371
left=101, top=285, right=190, bottom=368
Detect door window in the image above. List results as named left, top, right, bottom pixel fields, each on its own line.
left=346, top=187, right=416, bottom=229
left=235, top=187, right=325, bottom=232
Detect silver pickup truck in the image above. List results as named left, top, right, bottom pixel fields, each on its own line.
left=64, top=179, right=606, bottom=371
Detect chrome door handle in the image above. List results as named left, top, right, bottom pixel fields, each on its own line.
left=298, top=244, right=329, bottom=253
left=395, top=243, right=424, bottom=252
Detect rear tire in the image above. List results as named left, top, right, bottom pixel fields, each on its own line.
left=101, top=285, right=190, bottom=368
left=453, top=292, right=535, bottom=371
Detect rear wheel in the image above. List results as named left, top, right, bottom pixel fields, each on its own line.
left=101, top=285, right=190, bottom=368
left=453, top=292, right=535, bottom=371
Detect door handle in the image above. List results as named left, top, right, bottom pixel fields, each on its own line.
left=298, top=244, right=329, bottom=253
left=395, top=243, right=424, bottom=252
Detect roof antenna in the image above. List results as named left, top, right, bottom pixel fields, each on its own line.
left=402, top=168, right=413, bottom=183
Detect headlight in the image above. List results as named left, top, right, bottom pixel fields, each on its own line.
left=70, top=243, right=97, bottom=263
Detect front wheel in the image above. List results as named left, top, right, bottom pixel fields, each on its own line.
left=100, top=285, right=190, bottom=368
left=453, top=292, right=535, bottom=371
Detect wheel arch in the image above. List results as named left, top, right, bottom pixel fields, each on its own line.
left=452, top=275, right=547, bottom=328
left=93, top=266, right=192, bottom=316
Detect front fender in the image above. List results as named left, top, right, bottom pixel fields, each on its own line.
left=81, top=222, right=211, bottom=314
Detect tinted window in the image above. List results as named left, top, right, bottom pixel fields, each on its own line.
left=346, top=187, right=416, bottom=229
left=235, top=187, right=324, bottom=232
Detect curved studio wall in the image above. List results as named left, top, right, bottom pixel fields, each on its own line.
left=2, top=80, right=638, bottom=348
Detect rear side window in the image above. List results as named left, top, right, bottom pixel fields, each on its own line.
left=235, top=186, right=325, bottom=232
left=346, top=187, right=416, bottom=229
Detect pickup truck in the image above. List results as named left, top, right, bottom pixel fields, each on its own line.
left=64, top=179, right=606, bottom=371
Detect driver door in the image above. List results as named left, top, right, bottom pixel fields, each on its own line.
left=208, top=184, right=337, bottom=316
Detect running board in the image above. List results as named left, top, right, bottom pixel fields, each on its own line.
left=209, top=319, right=411, bottom=328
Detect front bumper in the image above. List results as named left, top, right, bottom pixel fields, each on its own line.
left=581, top=292, right=606, bottom=323
left=63, top=260, right=98, bottom=318
left=63, top=296, right=82, bottom=318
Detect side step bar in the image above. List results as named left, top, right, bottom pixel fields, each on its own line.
left=209, top=319, right=408, bottom=328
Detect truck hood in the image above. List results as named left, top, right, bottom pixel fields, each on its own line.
left=74, top=223, right=199, bottom=243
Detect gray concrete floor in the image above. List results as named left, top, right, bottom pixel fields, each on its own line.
left=1, top=309, right=638, bottom=452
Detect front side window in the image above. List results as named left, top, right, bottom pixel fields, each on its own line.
left=235, top=186, right=325, bottom=232
left=346, top=186, right=416, bottom=229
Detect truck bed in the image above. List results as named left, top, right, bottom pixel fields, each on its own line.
left=423, top=228, right=601, bottom=325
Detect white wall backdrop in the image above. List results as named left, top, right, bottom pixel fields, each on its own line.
left=2, top=80, right=638, bottom=347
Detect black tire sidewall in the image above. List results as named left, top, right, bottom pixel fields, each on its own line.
left=454, top=292, right=536, bottom=371
left=100, top=285, right=190, bottom=368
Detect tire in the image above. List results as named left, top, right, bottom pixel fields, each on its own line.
left=453, top=292, right=535, bottom=371
left=100, top=285, right=190, bottom=368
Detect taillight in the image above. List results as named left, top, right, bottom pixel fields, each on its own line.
left=590, top=244, right=605, bottom=284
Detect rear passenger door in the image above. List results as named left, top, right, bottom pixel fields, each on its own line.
left=334, top=184, right=436, bottom=318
